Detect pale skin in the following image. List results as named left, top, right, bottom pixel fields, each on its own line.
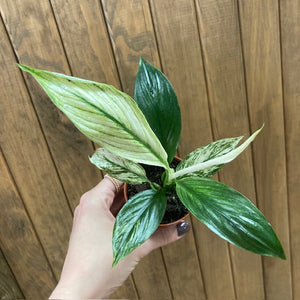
left=50, top=177, right=190, bottom=299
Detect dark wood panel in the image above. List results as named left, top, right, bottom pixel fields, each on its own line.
left=101, top=0, right=160, bottom=96
left=149, top=0, right=211, bottom=298
left=48, top=2, right=140, bottom=297
left=101, top=1, right=172, bottom=298
left=0, top=151, right=56, bottom=298
left=194, top=0, right=265, bottom=298
left=0, top=0, right=297, bottom=299
left=1, top=0, right=100, bottom=213
left=0, top=13, right=72, bottom=280
left=49, top=0, right=120, bottom=87
left=238, top=1, right=292, bottom=299
left=109, top=277, right=138, bottom=300
left=0, top=248, right=23, bottom=300
left=280, top=0, right=300, bottom=298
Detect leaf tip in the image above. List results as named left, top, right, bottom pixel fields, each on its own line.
left=18, top=64, right=40, bottom=77
left=18, top=63, right=31, bottom=73
left=139, top=56, right=146, bottom=65
left=112, top=259, right=118, bottom=267
left=277, top=246, right=286, bottom=260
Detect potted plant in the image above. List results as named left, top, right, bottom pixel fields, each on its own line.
left=19, top=58, right=285, bottom=266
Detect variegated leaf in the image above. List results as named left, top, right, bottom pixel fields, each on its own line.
left=113, top=189, right=167, bottom=266
left=90, top=148, right=148, bottom=184
left=176, top=177, right=285, bottom=259
left=176, top=136, right=243, bottom=178
left=173, top=126, right=263, bottom=180
left=19, top=65, right=169, bottom=169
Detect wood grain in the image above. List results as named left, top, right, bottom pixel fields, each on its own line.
left=1, top=0, right=100, bottom=213
left=101, top=1, right=172, bottom=298
left=49, top=1, right=139, bottom=296
left=0, top=249, right=23, bottom=300
left=132, top=249, right=172, bottom=300
left=0, top=151, right=56, bottom=298
left=161, top=217, right=205, bottom=299
left=0, top=0, right=298, bottom=298
left=238, top=1, right=292, bottom=299
left=0, top=14, right=72, bottom=279
left=109, top=277, right=138, bottom=300
left=280, top=0, right=300, bottom=298
left=101, top=0, right=160, bottom=95
left=149, top=0, right=210, bottom=298
left=194, top=0, right=265, bottom=298
left=49, top=0, right=120, bottom=87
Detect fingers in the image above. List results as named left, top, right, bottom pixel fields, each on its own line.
left=137, top=221, right=190, bottom=258
left=152, top=221, right=191, bottom=248
left=79, top=176, right=124, bottom=209
left=103, top=174, right=123, bottom=194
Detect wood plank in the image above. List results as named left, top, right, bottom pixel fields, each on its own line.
left=49, top=0, right=120, bottom=87
left=49, top=1, right=139, bottom=297
left=194, top=0, right=265, bottom=298
left=0, top=151, right=57, bottom=299
left=0, top=249, right=23, bottom=300
left=149, top=1, right=211, bottom=298
left=0, top=15, right=72, bottom=279
left=132, top=249, right=172, bottom=300
left=109, top=277, right=138, bottom=300
left=1, top=0, right=100, bottom=213
left=238, top=1, right=292, bottom=299
left=101, top=1, right=172, bottom=298
left=161, top=216, right=205, bottom=299
left=101, top=0, right=160, bottom=95
left=279, top=0, right=300, bottom=298
left=149, top=0, right=212, bottom=157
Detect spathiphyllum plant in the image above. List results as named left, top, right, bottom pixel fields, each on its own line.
left=19, top=58, right=285, bottom=266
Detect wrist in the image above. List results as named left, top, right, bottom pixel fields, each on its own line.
left=49, top=281, right=84, bottom=299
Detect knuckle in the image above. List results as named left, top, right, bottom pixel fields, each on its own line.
left=79, top=192, right=91, bottom=205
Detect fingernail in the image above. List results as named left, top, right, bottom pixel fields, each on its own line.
left=177, top=221, right=190, bottom=236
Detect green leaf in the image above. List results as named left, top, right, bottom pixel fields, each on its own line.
left=113, top=190, right=167, bottom=266
left=90, top=148, right=148, bottom=184
left=19, top=64, right=169, bottom=169
left=176, top=177, right=285, bottom=259
left=176, top=136, right=243, bottom=178
left=134, top=58, right=181, bottom=163
left=173, top=125, right=263, bottom=180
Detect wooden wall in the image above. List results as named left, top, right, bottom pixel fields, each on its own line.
left=0, top=0, right=299, bottom=299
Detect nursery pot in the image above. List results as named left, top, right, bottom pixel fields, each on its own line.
left=124, top=156, right=190, bottom=227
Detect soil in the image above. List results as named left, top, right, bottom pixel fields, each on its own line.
left=127, top=159, right=189, bottom=224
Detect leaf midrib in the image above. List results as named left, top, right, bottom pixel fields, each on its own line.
left=43, top=79, right=166, bottom=167
left=180, top=182, right=276, bottom=252
left=104, top=155, right=147, bottom=180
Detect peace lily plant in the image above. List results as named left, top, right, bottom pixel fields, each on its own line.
left=19, top=59, right=285, bottom=266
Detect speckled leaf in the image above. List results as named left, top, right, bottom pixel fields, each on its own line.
left=134, top=58, right=181, bottom=163
left=113, top=190, right=167, bottom=266
left=173, top=126, right=263, bottom=179
left=90, top=148, right=148, bottom=184
left=18, top=64, right=169, bottom=169
left=176, top=177, right=285, bottom=259
left=176, top=136, right=243, bottom=178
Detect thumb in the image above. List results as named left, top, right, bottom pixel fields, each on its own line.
left=138, top=221, right=190, bottom=257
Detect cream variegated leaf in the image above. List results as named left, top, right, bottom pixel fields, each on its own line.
left=19, top=65, right=169, bottom=168
left=90, top=148, right=148, bottom=184
left=173, top=126, right=263, bottom=180
left=176, top=136, right=243, bottom=178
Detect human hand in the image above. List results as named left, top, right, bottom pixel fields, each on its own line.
left=50, top=177, right=190, bottom=299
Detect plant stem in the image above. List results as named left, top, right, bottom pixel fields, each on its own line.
left=163, top=167, right=175, bottom=187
